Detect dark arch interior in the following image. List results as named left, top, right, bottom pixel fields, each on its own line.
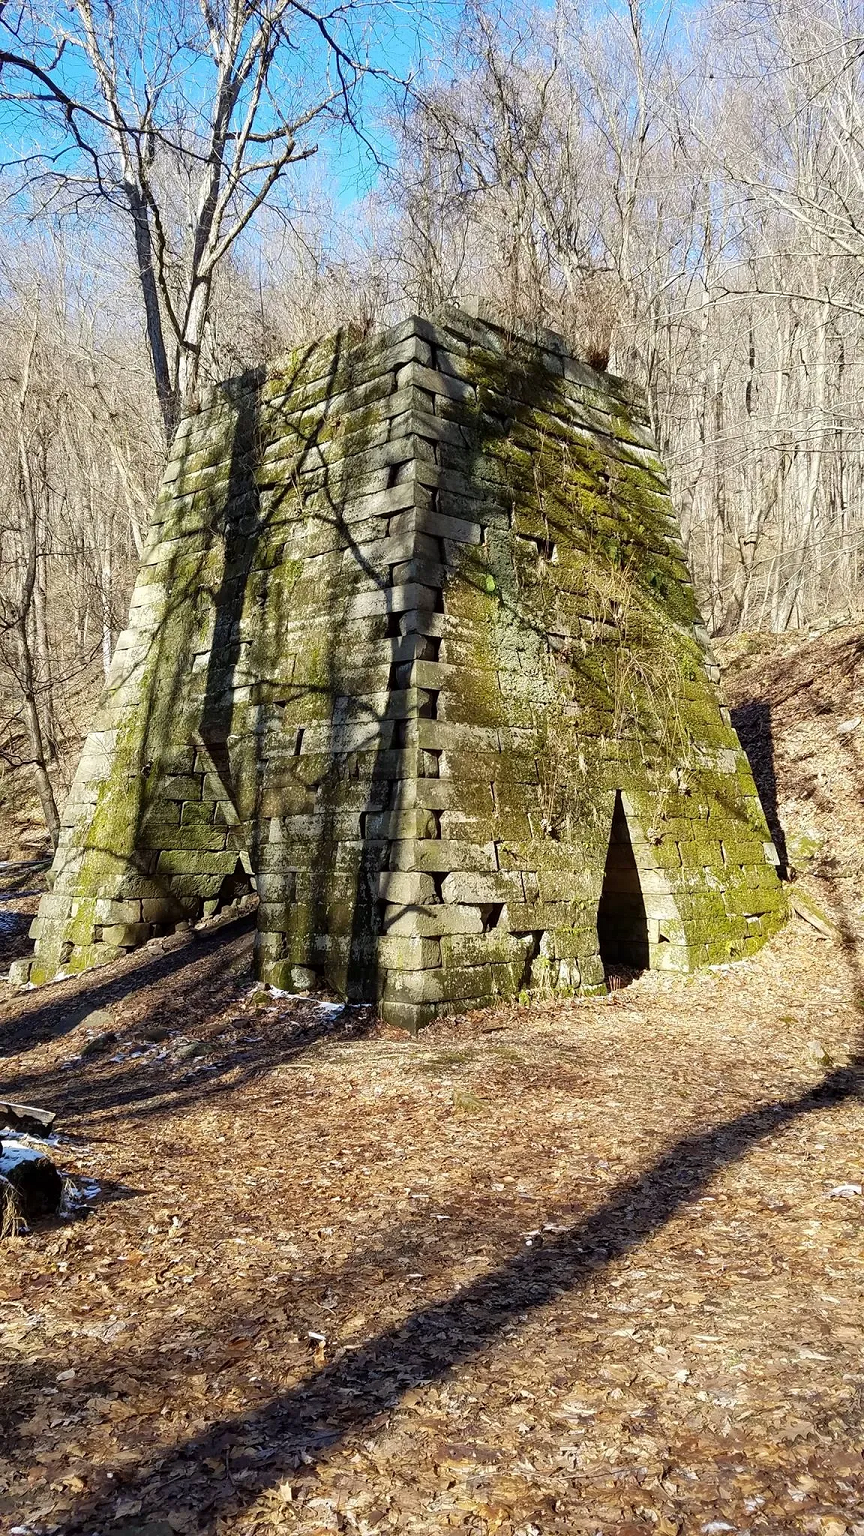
left=596, top=791, right=650, bottom=978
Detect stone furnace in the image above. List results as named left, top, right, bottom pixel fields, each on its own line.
left=16, top=301, right=786, bottom=1028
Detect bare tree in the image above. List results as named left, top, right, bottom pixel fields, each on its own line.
left=1, top=0, right=406, bottom=438
left=0, top=314, right=61, bottom=843
left=386, top=0, right=864, bottom=634
left=0, top=246, right=158, bottom=843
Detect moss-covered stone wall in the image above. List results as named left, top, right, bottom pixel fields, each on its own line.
left=15, top=301, right=786, bottom=1025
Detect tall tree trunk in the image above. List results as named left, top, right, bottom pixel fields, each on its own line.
left=32, top=558, right=56, bottom=762
left=126, top=183, right=178, bottom=442
left=14, top=618, right=60, bottom=848
left=176, top=274, right=213, bottom=414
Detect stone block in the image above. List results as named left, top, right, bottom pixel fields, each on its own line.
left=162, top=775, right=203, bottom=801
left=415, top=720, right=499, bottom=753
left=255, top=871, right=297, bottom=902
left=389, top=506, right=482, bottom=545
left=156, top=851, right=238, bottom=875
left=641, top=894, right=682, bottom=921
left=36, top=892, right=78, bottom=919
left=181, top=800, right=215, bottom=825
left=261, top=961, right=319, bottom=992
left=442, top=809, right=531, bottom=842
left=378, top=871, right=438, bottom=904
left=399, top=362, right=475, bottom=401
left=141, top=898, right=183, bottom=923
left=383, top=964, right=495, bottom=1003
left=377, top=936, right=441, bottom=969
left=441, top=871, right=523, bottom=904
left=256, top=901, right=293, bottom=931
left=391, top=557, right=448, bottom=589
left=440, top=933, right=531, bottom=968
left=377, top=998, right=439, bottom=1032
left=440, top=749, right=538, bottom=784
left=382, top=903, right=483, bottom=936
left=366, top=810, right=438, bottom=840
left=101, top=922, right=151, bottom=947
left=498, top=840, right=585, bottom=873
left=8, top=959, right=32, bottom=987
left=408, top=779, right=493, bottom=814
left=536, top=871, right=596, bottom=902
left=650, top=942, right=695, bottom=972
left=505, top=901, right=556, bottom=931
left=275, top=812, right=362, bottom=842
left=63, top=943, right=126, bottom=974
left=389, top=839, right=498, bottom=874
left=95, top=899, right=142, bottom=924
left=141, top=824, right=228, bottom=852
left=538, top=927, right=582, bottom=960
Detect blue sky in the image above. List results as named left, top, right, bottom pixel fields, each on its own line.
left=0, top=0, right=692, bottom=250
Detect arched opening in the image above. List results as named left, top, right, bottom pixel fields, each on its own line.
left=597, top=792, right=649, bottom=982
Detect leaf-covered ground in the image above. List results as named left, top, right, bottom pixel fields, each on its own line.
left=1, top=624, right=864, bottom=1536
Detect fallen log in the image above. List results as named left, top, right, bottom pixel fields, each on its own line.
left=0, top=1101, right=56, bottom=1135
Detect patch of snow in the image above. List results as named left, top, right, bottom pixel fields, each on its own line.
left=0, top=1140, right=46, bottom=1174
left=264, top=987, right=345, bottom=1013
left=0, top=1129, right=56, bottom=1151
left=61, top=1177, right=101, bottom=1215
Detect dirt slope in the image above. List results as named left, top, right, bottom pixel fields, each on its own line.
left=0, top=629, right=863, bottom=1536
left=719, top=621, right=864, bottom=937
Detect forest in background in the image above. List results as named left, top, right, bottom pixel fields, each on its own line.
left=1, top=0, right=863, bottom=842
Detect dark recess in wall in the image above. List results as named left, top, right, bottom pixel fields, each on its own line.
left=597, top=792, right=650, bottom=975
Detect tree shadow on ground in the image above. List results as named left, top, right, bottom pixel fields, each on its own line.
left=61, top=1050, right=863, bottom=1534
left=0, top=914, right=381, bottom=1128
left=731, top=698, right=789, bottom=877
left=0, top=912, right=259, bottom=1055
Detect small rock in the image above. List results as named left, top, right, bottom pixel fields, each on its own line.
left=804, top=1040, right=832, bottom=1067
left=837, top=716, right=861, bottom=735
left=289, top=966, right=317, bottom=993
left=76, top=1007, right=113, bottom=1031
left=81, top=1031, right=117, bottom=1057
left=175, top=1041, right=207, bottom=1063
left=827, top=1183, right=862, bottom=1199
